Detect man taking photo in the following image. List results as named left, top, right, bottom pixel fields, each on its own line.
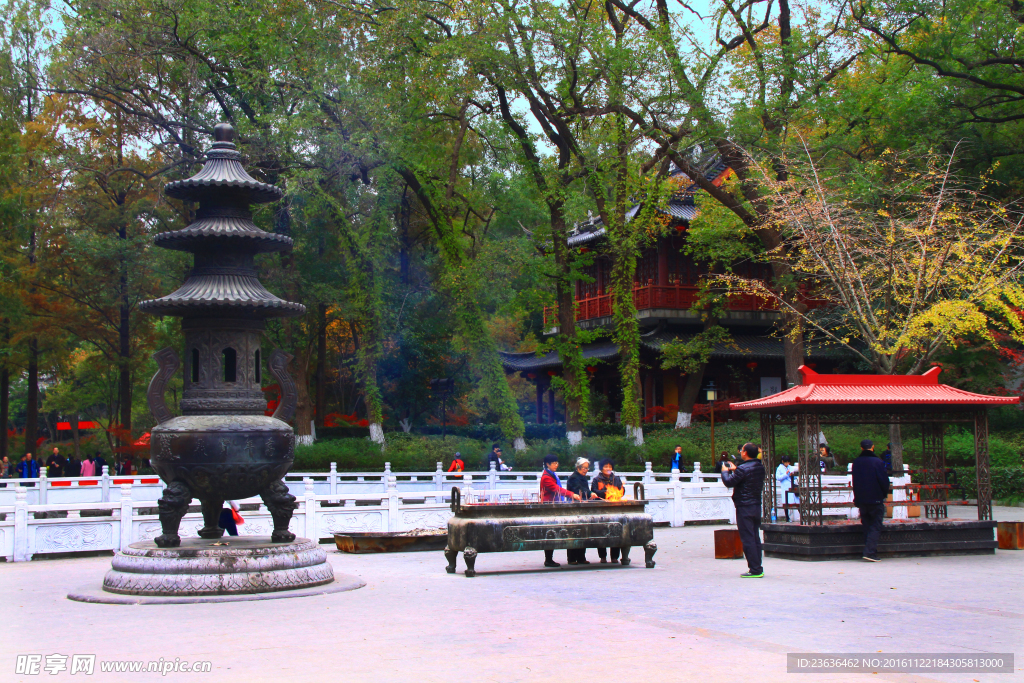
left=722, top=442, right=766, bottom=578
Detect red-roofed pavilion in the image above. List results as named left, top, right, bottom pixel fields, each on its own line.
left=730, top=366, right=1018, bottom=526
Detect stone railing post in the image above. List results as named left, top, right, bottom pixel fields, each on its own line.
left=38, top=469, right=47, bottom=505
left=462, top=472, right=474, bottom=505
left=673, top=478, right=684, bottom=527
left=13, top=486, right=29, bottom=562
left=304, top=478, right=317, bottom=540
left=329, top=462, right=338, bottom=498
left=383, top=462, right=392, bottom=494
left=120, top=484, right=134, bottom=551
left=670, top=467, right=680, bottom=483
left=488, top=461, right=497, bottom=489
left=644, top=462, right=654, bottom=486
left=690, top=462, right=702, bottom=484
left=892, top=464, right=910, bottom=521
left=387, top=475, right=399, bottom=532
left=846, top=463, right=856, bottom=519
left=101, top=465, right=110, bottom=502
left=434, top=462, right=444, bottom=491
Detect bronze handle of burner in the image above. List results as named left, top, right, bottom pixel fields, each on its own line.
left=633, top=482, right=645, bottom=500
left=451, top=486, right=461, bottom=513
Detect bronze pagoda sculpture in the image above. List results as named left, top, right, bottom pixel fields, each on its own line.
left=141, top=123, right=304, bottom=548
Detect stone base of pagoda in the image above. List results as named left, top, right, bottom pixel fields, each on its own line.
left=762, top=520, right=997, bottom=561
left=67, top=537, right=357, bottom=603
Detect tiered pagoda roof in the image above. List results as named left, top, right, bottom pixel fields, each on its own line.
left=140, top=123, right=305, bottom=320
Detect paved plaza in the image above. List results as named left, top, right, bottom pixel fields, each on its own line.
left=3, top=508, right=1023, bottom=683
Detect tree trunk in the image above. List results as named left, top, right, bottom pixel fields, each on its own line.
left=889, top=423, right=904, bottom=472
left=71, top=414, right=81, bottom=458
left=118, top=305, right=132, bottom=457
left=0, top=365, right=7, bottom=463
left=25, top=339, right=39, bottom=457
left=293, top=350, right=314, bottom=446
left=673, top=316, right=720, bottom=428
left=551, top=207, right=587, bottom=443
left=315, top=304, right=327, bottom=428
left=675, top=367, right=706, bottom=428
left=783, top=310, right=806, bottom=386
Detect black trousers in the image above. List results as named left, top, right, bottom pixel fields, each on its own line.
left=858, top=503, right=886, bottom=557
left=218, top=508, right=239, bottom=536
left=596, top=546, right=620, bottom=562
left=567, top=548, right=588, bottom=563
left=735, top=504, right=763, bottom=573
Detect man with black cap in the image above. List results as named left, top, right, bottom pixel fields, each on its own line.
left=722, top=443, right=766, bottom=578
left=851, top=439, right=890, bottom=562
left=488, top=444, right=506, bottom=471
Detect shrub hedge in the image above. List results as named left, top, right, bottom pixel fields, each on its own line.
left=949, top=467, right=1024, bottom=504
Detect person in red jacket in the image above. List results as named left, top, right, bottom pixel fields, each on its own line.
left=539, top=454, right=581, bottom=567
left=447, top=452, right=465, bottom=472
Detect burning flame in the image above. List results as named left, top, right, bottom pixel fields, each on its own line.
left=605, top=485, right=625, bottom=502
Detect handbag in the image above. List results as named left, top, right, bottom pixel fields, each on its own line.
left=231, top=508, right=244, bottom=525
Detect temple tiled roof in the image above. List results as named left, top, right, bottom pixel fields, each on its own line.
left=499, top=332, right=849, bottom=372
left=500, top=342, right=621, bottom=372
left=640, top=333, right=850, bottom=360
left=567, top=155, right=725, bottom=247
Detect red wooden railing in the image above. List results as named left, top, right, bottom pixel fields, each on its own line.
left=543, top=283, right=782, bottom=326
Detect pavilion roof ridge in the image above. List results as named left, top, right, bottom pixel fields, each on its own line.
left=729, top=364, right=1019, bottom=410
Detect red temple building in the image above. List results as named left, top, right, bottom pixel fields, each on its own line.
left=501, top=158, right=845, bottom=426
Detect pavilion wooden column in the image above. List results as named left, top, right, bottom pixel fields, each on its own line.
left=547, top=388, right=556, bottom=424
left=642, top=372, right=655, bottom=421
left=536, top=382, right=545, bottom=424
left=975, top=410, right=992, bottom=521
left=760, top=413, right=776, bottom=523
left=922, top=423, right=948, bottom=519
left=663, top=371, right=679, bottom=423
left=657, top=241, right=669, bottom=287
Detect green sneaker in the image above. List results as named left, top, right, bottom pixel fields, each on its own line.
left=740, top=571, right=764, bottom=578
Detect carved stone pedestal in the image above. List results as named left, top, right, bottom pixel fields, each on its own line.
left=100, top=537, right=334, bottom=596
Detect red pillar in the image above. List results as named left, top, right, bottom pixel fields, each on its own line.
left=657, top=238, right=669, bottom=287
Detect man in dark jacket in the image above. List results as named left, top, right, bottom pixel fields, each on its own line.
left=880, top=443, right=894, bottom=475
left=19, top=453, right=40, bottom=478
left=851, top=439, right=890, bottom=562
left=46, top=447, right=65, bottom=478
left=566, top=458, right=597, bottom=565
left=722, top=443, right=766, bottom=578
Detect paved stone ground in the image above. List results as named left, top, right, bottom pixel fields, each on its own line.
left=2, top=507, right=1022, bottom=683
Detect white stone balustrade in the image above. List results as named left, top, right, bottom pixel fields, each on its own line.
left=0, top=462, right=729, bottom=506
left=0, top=463, right=741, bottom=562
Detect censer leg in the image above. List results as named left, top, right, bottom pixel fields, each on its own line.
left=644, top=541, right=658, bottom=568
left=154, top=481, right=191, bottom=548
left=619, top=545, right=632, bottom=566
left=261, top=479, right=298, bottom=543
left=463, top=547, right=478, bottom=577
left=444, top=547, right=458, bottom=574
left=198, top=498, right=225, bottom=539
